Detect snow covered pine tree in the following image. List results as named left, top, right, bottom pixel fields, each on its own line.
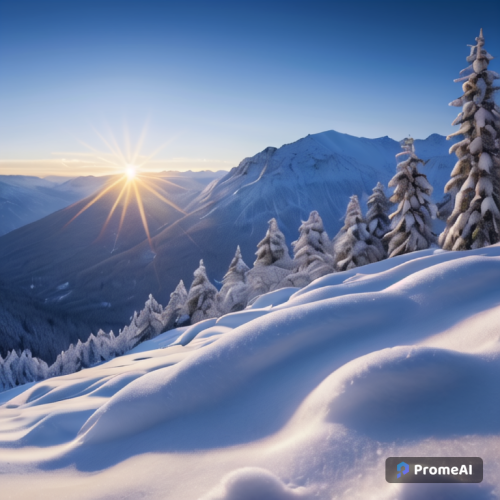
left=383, top=138, right=437, bottom=257
left=185, top=260, right=219, bottom=324
left=160, top=280, right=188, bottom=331
left=440, top=29, right=500, bottom=250
left=291, top=211, right=335, bottom=280
left=246, top=218, right=293, bottom=301
left=333, top=195, right=385, bottom=270
left=366, top=182, right=391, bottom=247
left=218, top=246, right=250, bottom=314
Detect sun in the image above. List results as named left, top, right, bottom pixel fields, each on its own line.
left=126, top=165, right=137, bottom=179
left=63, top=126, right=188, bottom=252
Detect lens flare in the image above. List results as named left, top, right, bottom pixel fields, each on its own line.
left=64, top=127, right=188, bottom=251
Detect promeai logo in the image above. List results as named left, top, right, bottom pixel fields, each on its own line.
left=396, top=462, right=409, bottom=479
left=386, top=457, right=483, bottom=483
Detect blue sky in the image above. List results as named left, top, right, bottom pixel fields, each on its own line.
left=0, top=0, right=499, bottom=176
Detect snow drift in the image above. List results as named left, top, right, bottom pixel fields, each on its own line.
left=0, top=244, right=499, bottom=499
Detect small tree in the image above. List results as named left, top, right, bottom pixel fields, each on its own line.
left=219, top=246, right=250, bottom=314
left=186, top=260, right=219, bottom=324
left=95, top=329, right=116, bottom=361
left=366, top=182, right=391, bottom=246
left=292, top=211, right=334, bottom=280
left=333, top=195, right=385, bottom=271
left=254, top=218, right=292, bottom=267
left=384, top=138, right=437, bottom=257
left=81, top=334, right=102, bottom=368
left=247, top=219, right=293, bottom=301
left=440, top=29, right=500, bottom=250
left=161, top=280, right=188, bottom=331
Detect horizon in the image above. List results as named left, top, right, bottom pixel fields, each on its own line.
left=0, top=129, right=449, bottom=179
left=1, top=0, right=499, bottom=177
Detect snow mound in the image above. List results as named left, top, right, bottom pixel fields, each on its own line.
left=201, top=468, right=311, bottom=500
left=296, top=346, right=500, bottom=441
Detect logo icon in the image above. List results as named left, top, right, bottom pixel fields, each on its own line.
left=397, top=462, right=409, bottom=479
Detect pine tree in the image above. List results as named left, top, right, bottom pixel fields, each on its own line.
left=219, top=246, right=250, bottom=314
left=440, top=29, right=500, bottom=250
left=161, top=280, right=188, bottom=331
left=60, top=343, right=82, bottom=375
left=3, top=350, right=20, bottom=388
left=95, top=329, right=116, bottom=361
left=254, top=218, right=292, bottom=267
left=186, top=260, right=219, bottom=324
left=48, top=353, right=64, bottom=378
left=291, top=211, right=334, bottom=280
left=334, top=195, right=385, bottom=271
left=0, top=354, right=8, bottom=392
left=247, top=219, right=293, bottom=301
left=131, top=294, right=164, bottom=344
left=366, top=182, right=391, bottom=246
left=383, top=138, right=437, bottom=257
left=81, top=334, right=102, bottom=368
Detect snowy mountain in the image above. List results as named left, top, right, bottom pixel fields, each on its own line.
left=73, top=131, right=457, bottom=320
left=0, top=131, right=457, bottom=342
left=1, top=244, right=498, bottom=499
left=0, top=175, right=112, bottom=236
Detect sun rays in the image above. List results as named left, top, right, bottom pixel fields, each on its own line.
left=62, top=125, right=187, bottom=250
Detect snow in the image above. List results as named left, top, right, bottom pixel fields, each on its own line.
left=1, top=244, right=500, bottom=499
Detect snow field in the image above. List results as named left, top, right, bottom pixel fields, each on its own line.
left=0, top=245, right=499, bottom=499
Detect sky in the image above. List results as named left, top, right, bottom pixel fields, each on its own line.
left=0, top=0, right=499, bottom=177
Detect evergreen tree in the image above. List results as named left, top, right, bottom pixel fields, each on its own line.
left=0, top=354, right=8, bottom=392
left=383, top=138, right=437, bottom=257
left=219, top=246, right=250, bottom=314
left=440, top=29, right=500, bottom=250
left=334, top=195, right=385, bottom=271
left=48, top=353, right=64, bottom=378
left=131, top=294, right=164, bottom=345
left=3, top=351, right=20, bottom=388
left=161, top=280, right=188, bottom=331
left=247, top=219, right=293, bottom=301
left=81, top=334, right=102, bottom=368
left=291, top=211, right=334, bottom=280
left=254, top=218, right=292, bottom=267
left=60, top=343, right=82, bottom=375
left=95, top=329, right=116, bottom=361
left=186, top=260, right=219, bottom=324
left=366, top=182, right=391, bottom=245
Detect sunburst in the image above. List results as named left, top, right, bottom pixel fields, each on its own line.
left=62, top=125, right=188, bottom=251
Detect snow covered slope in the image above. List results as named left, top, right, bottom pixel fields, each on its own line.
left=1, top=244, right=499, bottom=499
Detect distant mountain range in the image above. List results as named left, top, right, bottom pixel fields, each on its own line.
left=0, top=174, right=113, bottom=236
left=0, top=131, right=458, bottom=354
